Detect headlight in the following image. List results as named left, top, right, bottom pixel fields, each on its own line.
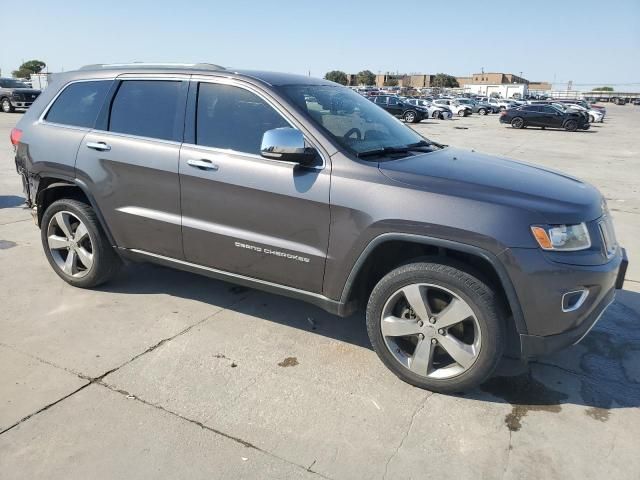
left=530, top=223, right=591, bottom=251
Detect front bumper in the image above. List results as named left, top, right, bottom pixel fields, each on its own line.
left=499, top=246, right=628, bottom=359
left=10, top=101, right=34, bottom=109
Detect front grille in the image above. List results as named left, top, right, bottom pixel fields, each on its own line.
left=599, top=216, right=617, bottom=258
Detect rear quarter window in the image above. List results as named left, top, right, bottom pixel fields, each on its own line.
left=45, top=80, right=112, bottom=128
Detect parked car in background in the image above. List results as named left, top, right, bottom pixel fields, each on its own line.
left=404, top=98, right=453, bottom=119
left=501, top=104, right=590, bottom=131
left=433, top=99, right=472, bottom=117
left=372, top=95, right=427, bottom=123
left=487, top=98, right=516, bottom=111
left=455, top=98, right=492, bottom=115
left=633, top=98, right=640, bottom=105
left=0, top=78, right=42, bottom=113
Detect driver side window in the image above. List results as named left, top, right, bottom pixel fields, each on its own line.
left=196, top=83, right=290, bottom=155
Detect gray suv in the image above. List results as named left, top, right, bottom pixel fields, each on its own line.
left=12, top=63, right=628, bottom=393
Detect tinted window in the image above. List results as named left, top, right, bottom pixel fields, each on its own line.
left=196, top=83, right=289, bottom=154
left=109, top=80, right=183, bottom=141
left=45, top=81, right=111, bottom=128
left=375, top=96, right=388, bottom=104
left=521, top=105, right=538, bottom=112
left=389, top=97, right=399, bottom=105
left=543, top=106, right=558, bottom=114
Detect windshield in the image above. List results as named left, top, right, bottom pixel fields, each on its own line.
left=277, top=84, right=429, bottom=156
left=0, top=79, right=28, bottom=88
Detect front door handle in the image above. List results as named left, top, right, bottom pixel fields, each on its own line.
left=86, top=141, right=111, bottom=152
left=187, top=159, right=219, bottom=171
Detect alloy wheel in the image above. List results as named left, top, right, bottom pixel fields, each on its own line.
left=46, top=211, right=94, bottom=278
left=405, top=112, right=416, bottom=122
left=1, top=99, right=10, bottom=113
left=511, top=118, right=524, bottom=128
left=380, top=283, right=481, bottom=379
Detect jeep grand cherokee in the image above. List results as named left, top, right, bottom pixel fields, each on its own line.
left=11, top=63, right=628, bottom=393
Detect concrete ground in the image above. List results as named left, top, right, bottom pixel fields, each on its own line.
left=1, top=104, right=639, bottom=480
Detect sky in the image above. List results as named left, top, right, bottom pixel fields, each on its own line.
left=1, top=0, right=639, bottom=89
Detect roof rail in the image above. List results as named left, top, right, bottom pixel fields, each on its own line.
left=79, top=62, right=226, bottom=71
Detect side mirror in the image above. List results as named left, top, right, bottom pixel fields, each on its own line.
left=260, top=128, right=317, bottom=166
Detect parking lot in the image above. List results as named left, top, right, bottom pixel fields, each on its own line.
left=1, top=105, right=639, bottom=479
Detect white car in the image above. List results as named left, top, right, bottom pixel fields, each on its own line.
left=405, top=99, right=453, bottom=119
left=487, top=98, right=516, bottom=111
left=561, top=103, right=604, bottom=123
left=433, top=99, right=472, bottom=117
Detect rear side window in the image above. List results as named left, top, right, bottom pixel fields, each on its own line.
left=109, top=80, right=183, bottom=141
left=45, top=81, right=111, bottom=128
left=196, top=83, right=289, bottom=154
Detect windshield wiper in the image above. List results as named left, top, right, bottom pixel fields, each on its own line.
left=356, top=146, right=411, bottom=158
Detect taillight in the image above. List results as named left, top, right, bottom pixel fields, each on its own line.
left=10, top=128, right=22, bottom=146
left=500, top=110, right=507, bottom=116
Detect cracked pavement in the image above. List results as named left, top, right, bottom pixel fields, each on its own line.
left=1, top=106, right=640, bottom=479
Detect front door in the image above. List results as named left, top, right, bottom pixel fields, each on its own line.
left=179, top=80, right=331, bottom=293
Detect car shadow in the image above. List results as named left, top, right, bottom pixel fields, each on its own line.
left=466, top=289, right=640, bottom=420
left=0, top=195, right=26, bottom=209
left=97, top=262, right=640, bottom=411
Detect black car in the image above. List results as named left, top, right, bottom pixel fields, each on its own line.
left=0, top=78, right=42, bottom=113
left=500, top=104, right=590, bottom=131
left=371, top=95, right=427, bottom=123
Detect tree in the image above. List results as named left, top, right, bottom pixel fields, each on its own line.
left=356, top=70, right=376, bottom=86
left=324, top=70, right=348, bottom=85
left=432, top=73, right=459, bottom=88
left=12, top=59, right=46, bottom=79
left=593, top=86, right=614, bottom=91
left=384, top=78, right=399, bottom=87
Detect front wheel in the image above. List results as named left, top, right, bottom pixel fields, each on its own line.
left=403, top=110, right=417, bottom=123
left=589, top=115, right=595, bottom=123
left=478, top=108, right=487, bottom=115
left=366, top=262, right=504, bottom=393
left=40, top=199, right=121, bottom=288
left=564, top=119, right=578, bottom=131
left=1, top=98, right=14, bottom=113
left=457, top=109, right=466, bottom=117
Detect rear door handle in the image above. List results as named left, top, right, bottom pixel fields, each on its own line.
left=187, top=159, right=219, bottom=171
left=86, top=141, right=111, bottom=152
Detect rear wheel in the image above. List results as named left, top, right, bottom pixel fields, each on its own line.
left=366, top=262, right=504, bottom=393
left=510, top=117, right=524, bottom=129
left=41, top=199, right=121, bottom=288
left=478, top=108, right=487, bottom=115
left=431, top=111, right=440, bottom=119
left=564, top=119, right=578, bottom=131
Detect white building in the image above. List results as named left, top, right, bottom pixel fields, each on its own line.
left=463, top=83, right=528, bottom=99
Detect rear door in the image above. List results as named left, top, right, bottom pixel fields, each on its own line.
left=75, top=76, right=188, bottom=258
left=178, top=79, right=330, bottom=293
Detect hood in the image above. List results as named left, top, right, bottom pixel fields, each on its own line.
left=11, top=88, right=41, bottom=95
left=378, top=147, right=603, bottom=223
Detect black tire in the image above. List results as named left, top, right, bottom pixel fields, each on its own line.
left=403, top=110, right=417, bottom=123
left=564, top=119, right=578, bottom=132
left=510, top=117, right=525, bottom=129
left=40, top=199, right=121, bottom=288
left=431, top=111, right=439, bottom=119
left=366, top=261, right=505, bottom=393
left=478, top=108, right=487, bottom=115
left=1, top=97, right=15, bottom=113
